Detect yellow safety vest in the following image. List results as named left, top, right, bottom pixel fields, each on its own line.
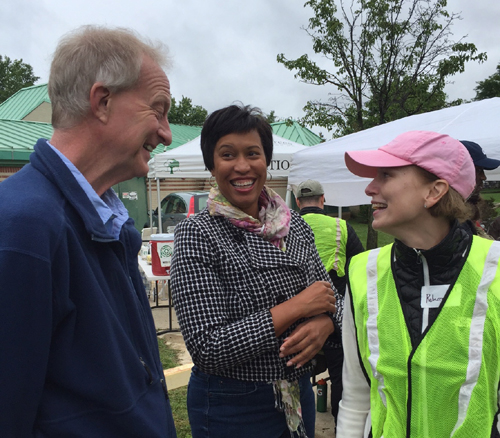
left=349, top=236, right=500, bottom=437
left=302, top=214, right=348, bottom=276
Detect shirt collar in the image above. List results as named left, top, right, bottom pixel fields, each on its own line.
left=47, top=141, right=129, bottom=239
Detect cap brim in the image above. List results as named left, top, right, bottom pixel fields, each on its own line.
left=475, top=156, right=500, bottom=171
left=345, top=150, right=413, bottom=178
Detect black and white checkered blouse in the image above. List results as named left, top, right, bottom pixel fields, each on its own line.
left=170, top=209, right=343, bottom=382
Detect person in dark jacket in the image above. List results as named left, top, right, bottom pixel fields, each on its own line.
left=0, top=26, right=177, bottom=437
left=460, top=140, right=500, bottom=237
left=338, top=131, right=500, bottom=438
left=295, top=179, right=364, bottom=429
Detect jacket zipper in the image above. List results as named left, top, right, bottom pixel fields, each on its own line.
left=139, top=357, right=154, bottom=385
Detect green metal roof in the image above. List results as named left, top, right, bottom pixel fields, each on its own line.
left=0, top=118, right=202, bottom=162
left=0, top=83, right=202, bottom=160
left=150, top=124, right=202, bottom=157
left=0, top=84, right=50, bottom=121
left=271, top=121, right=322, bottom=146
left=0, top=119, right=53, bottom=161
left=0, top=83, right=319, bottom=162
left=149, top=120, right=321, bottom=157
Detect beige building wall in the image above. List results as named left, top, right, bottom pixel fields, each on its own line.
left=23, top=102, right=52, bottom=123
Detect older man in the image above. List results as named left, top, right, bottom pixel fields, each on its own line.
left=0, top=26, right=177, bottom=437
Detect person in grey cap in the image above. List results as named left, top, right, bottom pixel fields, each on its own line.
left=295, top=179, right=364, bottom=430
left=460, top=140, right=500, bottom=232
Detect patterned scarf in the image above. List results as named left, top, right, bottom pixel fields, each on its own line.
left=208, top=185, right=308, bottom=437
left=207, top=185, right=290, bottom=251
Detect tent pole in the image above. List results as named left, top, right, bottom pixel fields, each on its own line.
left=148, top=178, right=153, bottom=228
left=338, top=205, right=342, bottom=219
left=285, top=187, right=292, bottom=208
left=156, top=178, right=162, bottom=233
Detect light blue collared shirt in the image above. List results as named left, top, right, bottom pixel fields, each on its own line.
left=47, top=141, right=129, bottom=239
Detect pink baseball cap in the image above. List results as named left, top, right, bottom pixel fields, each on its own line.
left=344, top=131, right=475, bottom=199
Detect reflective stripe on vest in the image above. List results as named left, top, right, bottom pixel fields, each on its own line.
left=302, top=214, right=348, bottom=275
left=453, top=240, right=500, bottom=434
left=349, top=236, right=500, bottom=438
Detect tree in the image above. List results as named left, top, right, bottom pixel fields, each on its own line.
left=474, top=63, right=500, bottom=100
left=265, top=110, right=279, bottom=124
left=277, top=0, right=486, bottom=138
left=0, top=55, right=39, bottom=103
left=168, top=96, right=208, bottom=126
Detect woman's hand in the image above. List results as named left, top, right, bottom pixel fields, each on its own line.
left=270, top=281, right=336, bottom=337
left=279, top=314, right=334, bottom=368
left=294, top=280, right=336, bottom=318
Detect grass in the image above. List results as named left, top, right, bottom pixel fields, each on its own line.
left=168, top=386, right=191, bottom=438
left=157, top=338, right=192, bottom=438
left=482, top=188, right=500, bottom=202
left=481, top=188, right=500, bottom=215
left=157, top=337, right=179, bottom=369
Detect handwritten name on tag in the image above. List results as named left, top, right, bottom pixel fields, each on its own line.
left=421, top=285, right=449, bottom=309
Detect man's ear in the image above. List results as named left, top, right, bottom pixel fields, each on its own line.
left=89, top=83, right=111, bottom=123
left=295, top=197, right=301, bottom=209
left=425, top=179, right=449, bottom=208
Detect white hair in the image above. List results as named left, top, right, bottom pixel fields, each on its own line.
left=48, top=25, right=171, bottom=129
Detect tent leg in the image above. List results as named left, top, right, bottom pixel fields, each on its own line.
left=338, top=205, right=342, bottom=219
left=156, top=178, right=162, bottom=233
left=148, top=178, right=153, bottom=228
left=285, top=188, right=292, bottom=208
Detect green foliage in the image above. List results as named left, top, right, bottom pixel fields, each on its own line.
left=0, top=55, right=39, bottom=103
left=265, top=110, right=279, bottom=123
left=168, top=96, right=208, bottom=126
left=474, top=63, right=500, bottom=100
left=277, top=0, right=486, bottom=137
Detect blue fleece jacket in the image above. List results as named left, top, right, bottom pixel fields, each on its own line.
left=0, top=139, right=177, bottom=437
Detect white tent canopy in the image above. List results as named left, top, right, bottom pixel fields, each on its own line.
left=289, top=98, right=500, bottom=207
left=148, top=134, right=307, bottom=179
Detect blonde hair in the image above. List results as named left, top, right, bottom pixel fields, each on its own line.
left=416, top=167, right=470, bottom=222
left=48, top=25, right=170, bottom=129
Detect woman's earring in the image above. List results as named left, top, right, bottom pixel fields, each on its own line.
left=209, top=175, right=217, bottom=188
left=424, top=203, right=427, bottom=209
left=267, top=170, right=273, bottom=181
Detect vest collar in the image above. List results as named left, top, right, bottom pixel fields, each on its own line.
left=299, top=206, right=325, bottom=215
left=394, top=220, right=471, bottom=267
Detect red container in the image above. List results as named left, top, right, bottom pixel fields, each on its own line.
left=150, top=233, right=175, bottom=276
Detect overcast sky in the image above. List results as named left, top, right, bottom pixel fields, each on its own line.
left=2, top=0, right=499, bottom=137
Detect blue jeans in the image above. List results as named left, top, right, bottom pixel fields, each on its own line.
left=187, top=366, right=315, bottom=438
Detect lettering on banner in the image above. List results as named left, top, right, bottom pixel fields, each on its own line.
left=268, top=160, right=290, bottom=171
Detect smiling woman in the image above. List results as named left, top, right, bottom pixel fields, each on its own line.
left=337, top=131, right=500, bottom=438
left=170, top=104, right=341, bottom=438
left=211, top=130, right=267, bottom=219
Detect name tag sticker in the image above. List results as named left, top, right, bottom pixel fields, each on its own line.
left=421, top=285, right=449, bottom=308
